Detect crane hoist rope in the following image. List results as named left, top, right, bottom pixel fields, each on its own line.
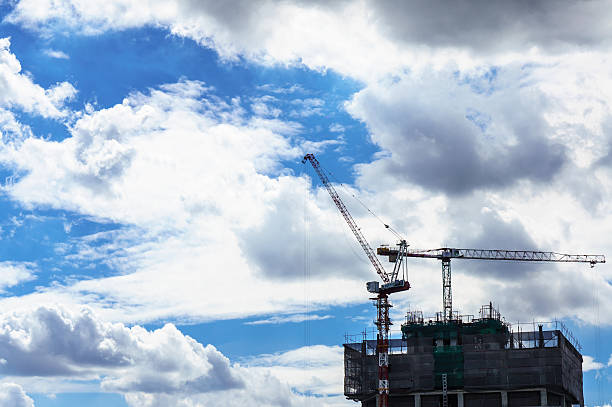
left=317, top=164, right=404, bottom=242
left=302, top=153, right=391, bottom=283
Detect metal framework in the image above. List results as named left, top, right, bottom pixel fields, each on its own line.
left=383, top=247, right=606, bottom=265
left=442, top=259, right=451, bottom=324
left=378, top=246, right=606, bottom=321
left=303, top=154, right=409, bottom=407
left=375, top=293, right=391, bottom=407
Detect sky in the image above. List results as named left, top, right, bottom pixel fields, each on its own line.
left=0, top=0, right=611, bottom=406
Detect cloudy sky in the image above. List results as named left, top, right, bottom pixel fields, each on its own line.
left=0, top=1, right=611, bottom=406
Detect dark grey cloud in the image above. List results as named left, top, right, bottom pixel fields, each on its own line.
left=368, top=0, right=612, bottom=53
left=240, top=177, right=373, bottom=281
left=349, top=70, right=568, bottom=195
left=0, top=307, right=130, bottom=376
left=491, top=265, right=603, bottom=324
left=434, top=205, right=604, bottom=324
left=448, top=210, right=545, bottom=279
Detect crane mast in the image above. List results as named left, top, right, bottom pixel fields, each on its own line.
left=302, top=153, right=408, bottom=407
left=378, top=246, right=606, bottom=321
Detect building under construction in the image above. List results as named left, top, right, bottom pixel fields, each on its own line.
left=303, top=153, right=596, bottom=407
left=343, top=303, right=584, bottom=407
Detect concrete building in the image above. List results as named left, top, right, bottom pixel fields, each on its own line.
left=344, top=304, right=583, bottom=407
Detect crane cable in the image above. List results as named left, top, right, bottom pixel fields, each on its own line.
left=302, top=163, right=312, bottom=406
left=303, top=160, right=371, bottom=266
left=318, top=164, right=405, bottom=242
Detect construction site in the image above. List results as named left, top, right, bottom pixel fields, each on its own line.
left=302, top=154, right=606, bottom=407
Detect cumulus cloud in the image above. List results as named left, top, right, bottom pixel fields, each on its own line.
left=0, top=78, right=370, bottom=323
left=2, top=79, right=298, bottom=227
left=0, top=262, right=36, bottom=292
left=242, top=344, right=345, bottom=396
left=6, top=0, right=612, bottom=81
left=3, top=0, right=411, bottom=80
left=447, top=209, right=545, bottom=279
left=0, top=306, right=349, bottom=406
left=240, top=177, right=372, bottom=281
left=2, top=0, right=611, bottom=332
left=583, top=355, right=605, bottom=372
left=347, top=68, right=567, bottom=196
left=0, top=383, right=34, bottom=407
left=0, top=38, right=75, bottom=119
left=123, top=344, right=350, bottom=407
left=368, top=0, right=612, bottom=53
left=0, top=306, right=243, bottom=394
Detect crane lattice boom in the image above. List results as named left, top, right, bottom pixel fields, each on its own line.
left=303, top=153, right=390, bottom=283
left=378, top=245, right=605, bottom=322
left=378, top=247, right=606, bottom=265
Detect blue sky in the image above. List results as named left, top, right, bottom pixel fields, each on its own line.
left=0, top=1, right=611, bottom=406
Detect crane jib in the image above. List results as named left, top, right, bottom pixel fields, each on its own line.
left=377, top=246, right=605, bottom=264
left=303, top=154, right=391, bottom=284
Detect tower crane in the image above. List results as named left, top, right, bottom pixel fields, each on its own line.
left=377, top=246, right=606, bottom=322
left=302, top=153, right=408, bottom=407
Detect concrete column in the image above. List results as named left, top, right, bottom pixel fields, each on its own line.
left=501, top=391, right=508, bottom=407
left=540, top=389, right=548, bottom=406
left=415, top=393, right=421, bottom=407
left=457, top=392, right=464, bottom=407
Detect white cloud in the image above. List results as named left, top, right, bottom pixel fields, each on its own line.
left=2, top=0, right=611, bottom=332
left=123, top=344, right=351, bottom=407
left=0, top=383, right=34, bottom=407
left=0, top=78, right=371, bottom=323
left=2, top=79, right=297, bottom=228
left=608, top=353, right=612, bottom=367
left=583, top=355, right=605, bottom=372
left=329, top=123, right=345, bottom=133
left=4, top=1, right=409, bottom=80
left=0, top=109, right=33, bottom=142
left=245, top=314, right=333, bottom=325
left=290, top=98, right=324, bottom=118
left=0, top=38, right=75, bottom=119
left=346, top=65, right=595, bottom=195
left=43, top=49, right=69, bottom=59
left=0, top=306, right=243, bottom=393
left=242, top=344, right=345, bottom=396
left=0, top=262, right=36, bottom=292
left=7, top=1, right=612, bottom=83
left=1, top=1, right=611, bottom=401
left=0, top=306, right=349, bottom=407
